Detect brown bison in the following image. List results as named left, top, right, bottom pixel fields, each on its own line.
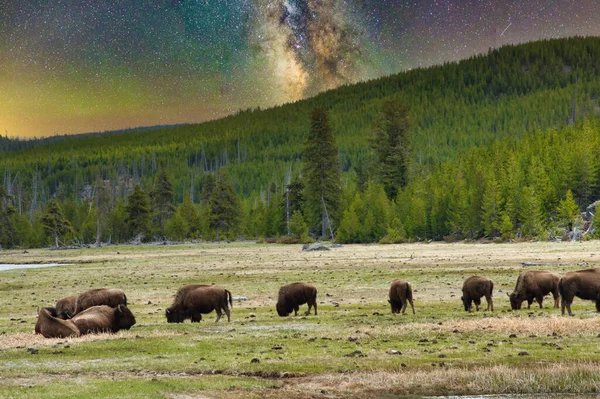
left=75, top=288, right=127, bottom=314
left=461, top=276, right=494, bottom=312
left=35, top=308, right=80, bottom=338
left=508, top=270, right=560, bottom=310
left=165, top=285, right=232, bottom=323
left=558, top=268, right=600, bottom=316
left=55, top=295, right=78, bottom=319
left=276, top=282, right=317, bottom=317
left=71, top=304, right=136, bottom=334
left=388, top=279, right=415, bottom=315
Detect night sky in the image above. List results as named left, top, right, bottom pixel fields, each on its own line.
left=2, top=1, right=600, bottom=138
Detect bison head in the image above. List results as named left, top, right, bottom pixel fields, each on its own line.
left=165, top=307, right=185, bottom=323
left=461, top=296, right=472, bottom=312
left=388, top=299, right=401, bottom=314
left=276, top=301, right=291, bottom=317
left=507, top=292, right=522, bottom=310
left=115, top=304, right=136, bottom=330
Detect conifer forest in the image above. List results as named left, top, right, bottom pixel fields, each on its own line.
left=2, top=37, right=600, bottom=248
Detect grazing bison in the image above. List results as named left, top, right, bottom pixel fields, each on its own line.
left=75, top=288, right=127, bottom=314
left=165, top=285, right=232, bottom=323
left=276, top=282, right=317, bottom=317
left=558, top=268, right=600, bottom=316
left=55, top=295, right=78, bottom=319
left=508, top=270, right=560, bottom=310
left=35, top=308, right=80, bottom=338
left=388, top=279, right=415, bottom=315
left=461, top=276, right=494, bottom=312
left=71, top=305, right=136, bottom=334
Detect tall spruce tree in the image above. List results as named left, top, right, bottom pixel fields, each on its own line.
left=126, top=185, right=152, bottom=241
left=150, top=169, right=175, bottom=235
left=302, top=108, right=342, bottom=238
left=41, top=199, right=74, bottom=247
left=208, top=171, right=241, bottom=240
left=370, top=99, right=411, bottom=200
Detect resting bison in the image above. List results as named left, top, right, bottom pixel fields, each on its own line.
left=461, top=276, right=494, bottom=312
left=75, top=288, right=127, bottom=314
left=388, top=279, right=415, bottom=315
left=166, top=285, right=232, bottom=323
left=276, top=282, right=317, bottom=317
left=35, top=308, right=80, bottom=338
left=71, top=305, right=136, bottom=334
left=55, top=295, right=78, bottom=319
left=508, top=270, right=560, bottom=310
left=559, top=268, right=600, bottom=316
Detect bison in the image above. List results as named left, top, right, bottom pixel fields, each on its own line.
left=508, top=270, right=560, bottom=310
left=558, top=268, right=600, bottom=316
left=55, top=295, right=78, bottom=319
left=276, top=282, right=317, bottom=317
left=71, top=304, right=136, bottom=334
left=75, top=288, right=127, bottom=314
left=35, top=308, right=80, bottom=338
left=388, top=279, right=415, bottom=315
left=461, top=276, right=494, bottom=312
left=165, top=285, right=232, bottom=323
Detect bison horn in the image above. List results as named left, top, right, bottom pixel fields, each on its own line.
left=506, top=293, right=510, bottom=297
left=166, top=309, right=171, bottom=314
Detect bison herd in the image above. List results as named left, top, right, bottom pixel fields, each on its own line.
left=35, top=268, right=600, bottom=339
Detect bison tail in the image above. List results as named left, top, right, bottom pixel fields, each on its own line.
left=226, top=290, right=233, bottom=308
left=489, top=280, right=494, bottom=297
left=596, top=299, right=600, bottom=313
left=558, top=278, right=565, bottom=298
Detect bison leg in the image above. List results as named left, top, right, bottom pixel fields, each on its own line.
left=552, top=292, right=560, bottom=308
left=190, top=311, right=202, bottom=322
left=305, top=300, right=317, bottom=316
left=474, top=298, right=481, bottom=311
left=215, top=308, right=222, bottom=322
left=225, top=306, right=231, bottom=322
left=484, top=295, right=493, bottom=311
left=535, top=295, right=544, bottom=309
left=294, top=305, right=299, bottom=316
left=408, top=297, right=415, bottom=314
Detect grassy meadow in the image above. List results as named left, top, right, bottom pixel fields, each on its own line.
left=1, top=241, right=600, bottom=398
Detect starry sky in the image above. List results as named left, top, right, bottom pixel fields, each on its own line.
left=2, top=0, right=600, bottom=138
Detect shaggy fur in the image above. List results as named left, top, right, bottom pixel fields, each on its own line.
left=55, top=295, right=78, bottom=319
left=71, top=305, right=136, bottom=334
left=75, top=288, right=127, bottom=315
left=165, top=285, right=232, bottom=323
left=558, top=268, right=600, bottom=316
left=461, top=276, right=494, bottom=312
left=276, top=282, right=318, bottom=317
left=388, top=279, right=415, bottom=315
left=34, top=308, right=80, bottom=338
left=508, top=270, right=560, bottom=310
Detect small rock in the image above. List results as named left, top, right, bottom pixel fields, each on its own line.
left=401, top=363, right=407, bottom=368
left=27, top=348, right=38, bottom=355
left=509, top=334, right=517, bottom=338
left=343, top=350, right=366, bottom=358
left=348, top=337, right=359, bottom=342
left=438, top=354, right=447, bottom=358
left=468, top=340, right=475, bottom=344
left=271, top=345, right=283, bottom=350
left=388, top=350, right=402, bottom=355
left=251, top=358, right=260, bottom=363
left=518, top=351, right=529, bottom=356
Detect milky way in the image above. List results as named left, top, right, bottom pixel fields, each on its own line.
left=1, top=0, right=600, bottom=137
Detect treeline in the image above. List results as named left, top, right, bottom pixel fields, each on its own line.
left=2, top=37, right=600, bottom=247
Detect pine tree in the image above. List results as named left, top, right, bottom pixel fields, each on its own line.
left=41, top=199, right=74, bottom=247
left=0, top=186, right=17, bottom=248
left=302, top=108, right=342, bottom=238
left=289, top=209, right=309, bottom=240
left=150, top=169, right=175, bottom=235
left=126, top=185, right=152, bottom=241
left=208, top=171, right=241, bottom=240
left=370, top=99, right=411, bottom=199
left=557, top=189, right=580, bottom=229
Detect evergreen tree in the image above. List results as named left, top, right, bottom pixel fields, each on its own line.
left=557, top=189, right=580, bottom=229
left=208, top=171, right=241, bottom=240
left=179, top=193, right=200, bottom=238
left=370, top=99, right=411, bottom=199
left=150, top=169, right=175, bottom=235
left=41, top=199, right=74, bottom=247
left=126, top=185, right=152, bottom=241
left=0, top=187, right=17, bottom=248
left=108, top=198, right=128, bottom=243
left=302, top=108, right=342, bottom=238
left=289, top=209, right=309, bottom=240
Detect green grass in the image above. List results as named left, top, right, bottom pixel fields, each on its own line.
left=1, top=241, right=600, bottom=398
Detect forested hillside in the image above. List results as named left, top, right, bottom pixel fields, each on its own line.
left=2, top=37, right=600, bottom=247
